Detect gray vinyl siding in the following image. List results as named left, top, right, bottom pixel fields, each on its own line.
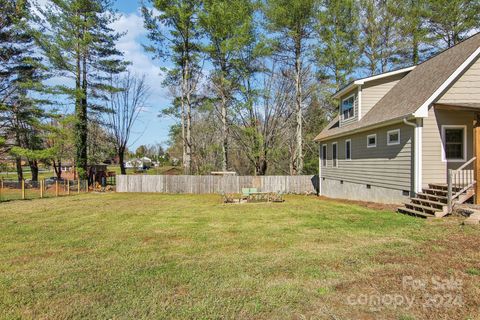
left=339, top=89, right=358, bottom=126
left=422, top=106, right=474, bottom=186
left=360, top=73, right=404, bottom=118
left=437, top=56, right=480, bottom=104
left=321, top=123, right=413, bottom=191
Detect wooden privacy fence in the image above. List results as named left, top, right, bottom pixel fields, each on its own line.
left=117, top=175, right=319, bottom=194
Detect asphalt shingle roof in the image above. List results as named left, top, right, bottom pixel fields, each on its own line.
left=315, top=33, right=480, bottom=141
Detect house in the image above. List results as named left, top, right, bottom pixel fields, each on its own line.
left=125, top=157, right=152, bottom=170
left=60, top=162, right=74, bottom=173
left=315, top=33, right=480, bottom=217
left=124, top=159, right=139, bottom=169
left=139, top=157, right=152, bottom=168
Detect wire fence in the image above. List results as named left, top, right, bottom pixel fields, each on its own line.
left=0, top=179, right=90, bottom=202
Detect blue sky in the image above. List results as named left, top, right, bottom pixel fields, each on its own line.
left=36, top=0, right=175, bottom=151
left=110, top=1, right=174, bottom=151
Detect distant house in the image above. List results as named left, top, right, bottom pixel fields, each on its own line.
left=60, top=162, right=74, bottom=172
left=124, top=159, right=138, bottom=169
left=315, top=33, right=480, bottom=217
left=125, top=157, right=152, bottom=170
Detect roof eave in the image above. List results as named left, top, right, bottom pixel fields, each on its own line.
left=314, top=114, right=417, bottom=142
left=412, top=46, right=480, bottom=118
left=332, top=83, right=359, bottom=99
left=332, top=66, right=416, bottom=99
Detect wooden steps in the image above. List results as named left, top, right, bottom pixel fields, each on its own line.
left=410, top=197, right=445, bottom=208
left=422, top=188, right=448, bottom=196
left=459, top=188, right=475, bottom=203
left=404, top=202, right=444, bottom=215
left=397, top=183, right=474, bottom=218
left=397, top=207, right=432, bottom=218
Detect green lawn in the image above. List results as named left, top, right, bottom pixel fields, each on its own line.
left=107, top=165, right=182, bottom=175
left=0, top=194, right=478, bottom=319
left=0, top=169, right=54, bottom=181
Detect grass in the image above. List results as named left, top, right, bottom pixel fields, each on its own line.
left=465, top=267, right=480, bottom=276
left=107, top=165, right=181, bottom=175
left=0, top=194, right=479, bottom=319
left=0, top=169, right=53, bottom=181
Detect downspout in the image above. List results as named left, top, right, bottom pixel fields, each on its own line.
left=403, top=118, right=423, bottom=195
left=318, top=143, right=322, bottom=196
left=357, top=85, right=363, bottom=120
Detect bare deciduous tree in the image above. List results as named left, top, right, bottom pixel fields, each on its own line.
left=107, top=73, right=149, bottom=175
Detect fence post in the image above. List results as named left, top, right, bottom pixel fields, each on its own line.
left=21, top=179, right=25, bottom=200
left=447, top=169, right=453, bottom=213
left=40, top=180, right=43, bottom=198
left=0, top=178, right=2, bottom=201
left=67, top=180, right=70, bottom=195
left=78, top=180, right=80, bottom=194
left=55, top=181, right=59, bottom=197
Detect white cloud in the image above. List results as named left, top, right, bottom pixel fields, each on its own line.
left=112, top=13, right=157, bottom=78
left=32, top=1, right=172, bottom=147
left=110, top=11, right=172, bottom=148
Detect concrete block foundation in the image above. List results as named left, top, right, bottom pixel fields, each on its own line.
left=320, top=178, right=409, bottom=204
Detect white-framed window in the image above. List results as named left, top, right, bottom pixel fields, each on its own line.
left=387, top=129, right=400, bottom=146
left=345, top=139, right=352, bottom=160
left=341, top=94, right=355, bottom=120
left=367, top=134, right=377, bottom=148
left=321, top=144, right=327, bottom=167
left=441, top=125, right=466, bottom=162
left=332, top=142, right=338, bottom=167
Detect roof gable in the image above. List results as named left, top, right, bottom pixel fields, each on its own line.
left=333, top=66, right=415, bottom=99
left=315, top=32, right=480, bottom=141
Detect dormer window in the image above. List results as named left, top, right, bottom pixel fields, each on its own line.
left=341, top=95, right=354, bottom=120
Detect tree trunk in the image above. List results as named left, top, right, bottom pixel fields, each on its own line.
left=180, top=72, right=187, bottom=174
left=119, top=148, right=126, bottom=175
left=75, top=27, right=88, bottom=180
left=412, top=30, right=419, bottom=65
left=15, top=157, right=23, bottom=182
left=182, top=54, right=192, bottom=175
left=256, top=158, right=267, bottom=176
left=294, top=38, right=304, bottom=175
left=221, top=93, right=228, bottom=172
left=53, top=159, right=62, bottom=180
left=29, top=159, right=38, bottom=182
left=185, top=57, right=192, bottom=175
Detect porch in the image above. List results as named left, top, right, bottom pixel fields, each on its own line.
left=399, top=104, right=480, bottom=217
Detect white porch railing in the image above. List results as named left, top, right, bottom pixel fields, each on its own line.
left=447, top=157, right=477, bottom=212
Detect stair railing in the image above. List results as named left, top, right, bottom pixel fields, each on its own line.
left=447, top=156, right=477, bottom=213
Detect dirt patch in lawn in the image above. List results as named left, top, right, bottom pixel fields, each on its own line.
left=316, top=196, right=399, bottom=212
left=318, top=228, right=480, bottom=319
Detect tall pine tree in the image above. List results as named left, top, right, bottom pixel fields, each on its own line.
left=264, top=0, right=317, bottom=175
left=316, top=0, right=360, bottom=91
left=0, top=0, right=50, bottom=181
left=142, top=0, right=202, bottom=175
left=38, top=0, right=126, bottom=179
left=393, top=0, right=431, bottom=65
left=360, top=0, right=400, bottom=75
left=199, top=0, right=255, bottom=172
left=426, top=0, right=480, bottom=48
